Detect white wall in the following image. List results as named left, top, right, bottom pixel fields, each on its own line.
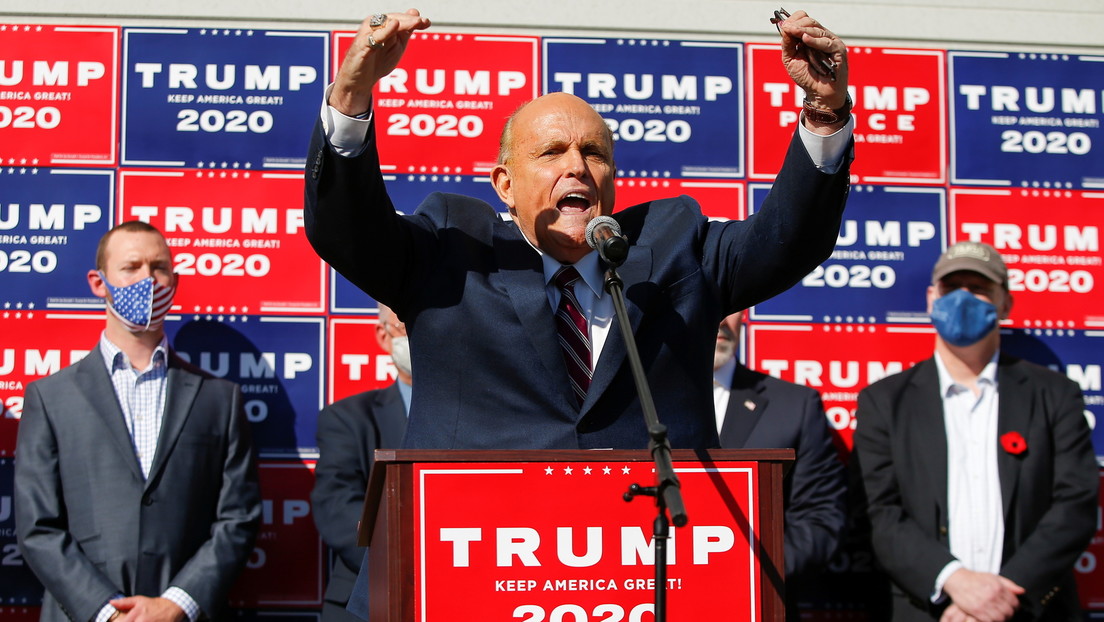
left=3, top=0, right=1102, bottom=51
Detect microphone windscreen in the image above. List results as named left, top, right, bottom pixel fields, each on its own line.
left=585, top=215, right=622, bottom=250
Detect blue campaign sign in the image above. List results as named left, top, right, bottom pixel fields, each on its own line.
left=0, top=458, right=45, bottom=606
left=165, top=315, right=324, bottom=458
left=121, top=28, right=328, bottom=169
left=330, top=173, right=504, bottom=313
left=949, top=51, right=1104, bottom=189
left=749, top=184, right=946, bottom=324
left=1002, top=328, right=1104, bottom=464
left=543, top=37, right=743, bottom=179
left=0, top=168, right=113, bottom=311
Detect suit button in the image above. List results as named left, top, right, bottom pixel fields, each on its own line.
left=142, top=494, right=153, bottom=506
left=939, top=526, right=948, bottom=536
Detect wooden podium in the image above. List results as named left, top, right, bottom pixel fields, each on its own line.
left=357, top=449, right=792, bottom=621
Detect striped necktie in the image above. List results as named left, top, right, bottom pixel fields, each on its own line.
left=553, top=266, right=592, bottom=407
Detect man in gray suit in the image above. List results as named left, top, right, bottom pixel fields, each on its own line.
left=15, top=221, right=262, bottom=622
left=312, top=304, right=410, bottom=621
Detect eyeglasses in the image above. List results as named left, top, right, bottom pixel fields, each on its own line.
left=769, top=8, right=838, bottom=82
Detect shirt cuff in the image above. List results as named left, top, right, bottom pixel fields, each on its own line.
left=797, top=114, right=854, bottom=175
left=94, top=595, right=124, bottom=622
left=320, top=82, right=373, bottom=158
left=932, top=560, right=965, bottom=603
left=162, top=586, right=201, bottom=622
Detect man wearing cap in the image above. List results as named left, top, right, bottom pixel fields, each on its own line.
left=852, top=241, right=1097, bottom=621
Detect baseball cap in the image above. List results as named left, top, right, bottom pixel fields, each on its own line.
left=931, top=241, right=1007, bottom=286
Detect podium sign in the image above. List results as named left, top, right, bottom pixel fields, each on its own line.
left=363, top=449, right=789, bottom=621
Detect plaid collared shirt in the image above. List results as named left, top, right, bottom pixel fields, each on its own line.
left=98, top=333, right=169, bottom=479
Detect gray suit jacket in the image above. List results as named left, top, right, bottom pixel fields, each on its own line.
left=15, top=346, right=262, bottom=622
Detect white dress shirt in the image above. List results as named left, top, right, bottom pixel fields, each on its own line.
left=931, top=351, right=1005, bottom=601
left=713, top=355, right=738, bottom=434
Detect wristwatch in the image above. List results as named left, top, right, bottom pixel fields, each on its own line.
left=803, top=95, right=852, bottom=125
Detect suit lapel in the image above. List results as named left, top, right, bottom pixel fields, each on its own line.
left=580, top=246, right=653, bottom=414
left=995, top=356, right=1030, bottom=519
left=74, top=352, right=145, bottom=481
left=493, top=229, right=575, bottom=407
left=145, top=353, right=201, bottom=490
left=374, top=383, right=409, bottom=444
left=906, top=360, right=950, bottom=518
left=719, top=364, right=768, bottom=448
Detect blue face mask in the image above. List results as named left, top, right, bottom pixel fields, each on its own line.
left=930, top=288, right=998, bottom=347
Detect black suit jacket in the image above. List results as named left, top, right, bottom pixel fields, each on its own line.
left=720, top=363, right=847, bottom=578
left=305, top=117, right=851, bottom=451
left=311, top=383, right=408, bottom=617
left=853, top=354, right=1098, bottom=621
left=15, top=347, right=262, bottom=622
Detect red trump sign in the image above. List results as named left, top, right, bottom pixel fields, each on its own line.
left=0, top=24, right=119, bottom=166
left=413, top=460, right=761, bottom=620
left=118, top=169, right=325, bottom=315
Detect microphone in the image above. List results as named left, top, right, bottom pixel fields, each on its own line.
left=585, top=216, right=629, bottom=267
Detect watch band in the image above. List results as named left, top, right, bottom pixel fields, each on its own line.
left=803, top=95, right=852, bottom=125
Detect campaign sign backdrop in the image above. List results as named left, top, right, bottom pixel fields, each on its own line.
left=229, top=461, right=323, bottom=608
left=543, top=37, right=743, bottom=179
left=745, top=324, right=935, bottom=451
left=1075, top=472, right=1104, bottom=610
left=0, top=167, right=114, bottom=310
left=335, top=31, right=538, bottom=175
left=949, top=51, right=1104, bottom=189
left=329, top=173, right=503, bottom=313
left=165, top=315, right=324, bottom=458
left=414, top=461, right=760, bottom=620
left=119, top=169, right=325, bottom=314
left=1001, top=328, right=1104, bottom=463
left=0, top=25, right=119, bottom=166
left=747, top=44, right=946, bottom=183
left=0, top=312, right=102, bottom=455
left=949, top=188, right=1104, bottom=329
left=0, top=458, right=45, bottom=607
left=748, top=184, right=945, bottom=324
left=121, top=28, right=326, bottom=169
left=613, top=179, right=744, bottom=222
left=327, top=317, right=396, bottom=403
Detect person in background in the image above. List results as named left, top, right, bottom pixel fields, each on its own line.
left=853, top=241, right=1097, bottom=621
left=15, top=220, right=261, bottom=622
left=714, top=310, right=847, bottom=619
left=312, top=303, right=410, bottom=622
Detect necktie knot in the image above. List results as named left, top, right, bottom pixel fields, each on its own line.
left=554, top=265, right=581, bottom=291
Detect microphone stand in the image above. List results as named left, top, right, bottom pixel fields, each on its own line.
left=601, top=261, right=687, bottom=622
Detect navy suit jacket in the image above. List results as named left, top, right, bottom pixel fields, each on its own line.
left=311, top=383, right=407, bottom=616
left=853, top=355, right=1098, bottom=621
left=15, top=348, right=262, bottom=622
left=305, top=116, right=851, bottom=451
left=720, top=363, right=847, bottom=578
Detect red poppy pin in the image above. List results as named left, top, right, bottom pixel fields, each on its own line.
left=1000, top=431, right=1027, bottom=456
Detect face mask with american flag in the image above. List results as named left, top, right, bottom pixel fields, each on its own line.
left=99, top=271, right=177, bottom=332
